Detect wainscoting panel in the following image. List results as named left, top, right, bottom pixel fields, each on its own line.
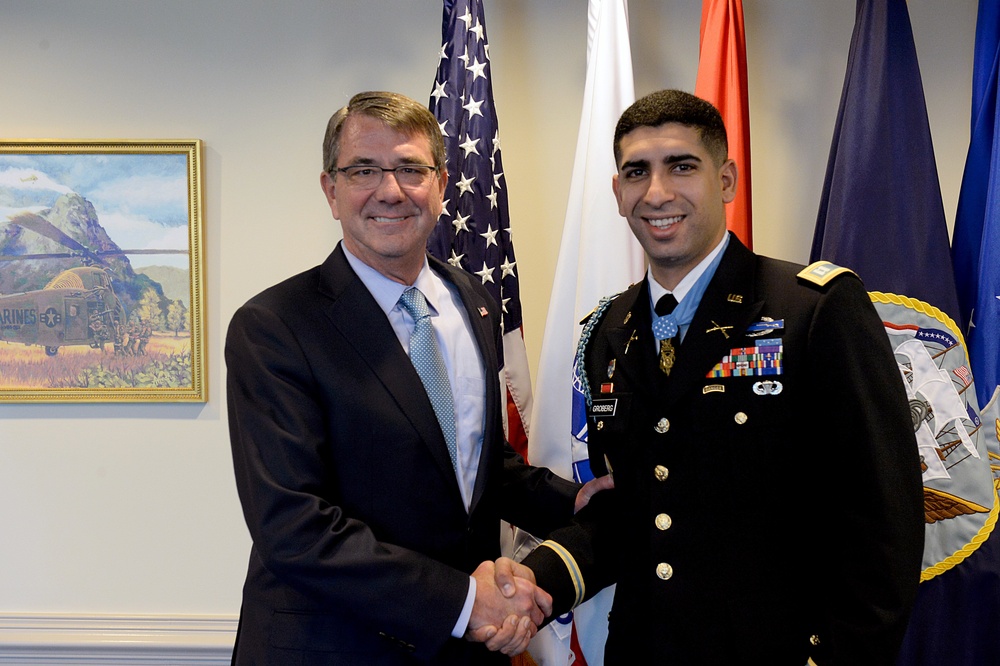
left=0, top=614, right=237, bottom=665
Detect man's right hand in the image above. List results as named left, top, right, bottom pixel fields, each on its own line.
left=464, top=558, right=552, bottom=655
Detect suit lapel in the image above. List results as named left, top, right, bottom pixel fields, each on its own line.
left=319, top=246, right=463, bottom=496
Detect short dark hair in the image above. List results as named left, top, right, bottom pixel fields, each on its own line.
left=322, top=91, right=445, bottom=173
left=613, top=90, right=729, bottom=167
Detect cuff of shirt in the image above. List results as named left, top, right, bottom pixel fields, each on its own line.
left=451, top=575, right=476, bottom=638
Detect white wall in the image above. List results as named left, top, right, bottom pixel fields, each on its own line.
left=0, top=0, right=977, bottom=652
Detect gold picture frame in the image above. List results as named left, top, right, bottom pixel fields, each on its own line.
left=0, top=140, right=206, bottom=402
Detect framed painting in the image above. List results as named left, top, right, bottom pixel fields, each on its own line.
left=0, top=140, right=206, bottom=402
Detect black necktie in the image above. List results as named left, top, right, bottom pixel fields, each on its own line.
left=655, top=294, right=679, bottom=375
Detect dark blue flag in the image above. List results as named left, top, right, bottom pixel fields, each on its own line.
left=427, top=0, right=521, bottom=340
left=814, top=3, right=1000, bottom=665
left=953, top=0, right=1000, bottom=409
left=428, top=0, right=536, bottom=459
left=811, top=0, right=960, bottom=322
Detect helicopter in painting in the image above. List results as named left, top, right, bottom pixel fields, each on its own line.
left=0, top=210, right=187, bottom=356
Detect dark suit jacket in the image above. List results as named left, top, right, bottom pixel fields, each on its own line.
left=226, top=243, right=579, bottom=665
left=524, top=235, right=924, bottom=665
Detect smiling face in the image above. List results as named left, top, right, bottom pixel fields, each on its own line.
left=612, top=122, right=737, bottom=290
left=320, top=114, right=447, bottom=285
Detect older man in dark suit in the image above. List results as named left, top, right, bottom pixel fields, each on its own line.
left=226, top=91, right=599, bottom=665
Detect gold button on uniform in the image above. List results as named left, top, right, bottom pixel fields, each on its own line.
left=596, top=420, right=604, bottom=430
left=656, top=563, right=674, bottom=580
left=809, top=634, right=821, bottom=646
left=653, top=465, right=669, bottom=482
left=654, top=417, right=670, bottom=433
left=655, top=513, right=672, bottom=530
left=734, top=411, right=748, bottom=425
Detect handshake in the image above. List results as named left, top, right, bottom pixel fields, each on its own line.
left=465, top=556, right=552, bottom=656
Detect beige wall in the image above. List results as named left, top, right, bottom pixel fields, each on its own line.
left=0, top=0, right=976, bottom=620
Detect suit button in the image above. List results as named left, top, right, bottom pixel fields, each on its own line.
left=653, top=465, right=669, bottom=481
left=734, top=411, right=748, bottom=425
left=810, top=634, right=821, bottom=646
left=596, top=420, right=605, bottom=430
left=656, top=562, right=674, bottom=580
left=655, top=513, right=672, bottom=530
left=654, top=417, right=670, bottom=433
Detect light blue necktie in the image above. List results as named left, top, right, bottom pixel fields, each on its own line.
left=398, top=288, right=458, bottom=472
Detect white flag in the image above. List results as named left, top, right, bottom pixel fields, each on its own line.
left=527, top=0, right=643, bottom=663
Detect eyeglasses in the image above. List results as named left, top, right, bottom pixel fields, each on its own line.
left=334, top=164, right=439, bottom=189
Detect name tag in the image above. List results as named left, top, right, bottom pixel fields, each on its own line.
left=589, top=399, right=618, bottom=417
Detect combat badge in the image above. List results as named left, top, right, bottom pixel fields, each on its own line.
left=746, top=317, right=784, bottom=338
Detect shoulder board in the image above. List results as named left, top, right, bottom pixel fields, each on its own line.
left=796, top=261, right=856, bottom=287
left=578, top=286, right=633, bottom=325
left=579, top=306, right=598, bottom=326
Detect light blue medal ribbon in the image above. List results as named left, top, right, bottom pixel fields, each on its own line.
left=651, top=235, right=730, bottom=345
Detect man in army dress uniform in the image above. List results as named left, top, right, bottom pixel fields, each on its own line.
left=519, top=90, right=925, bottom=665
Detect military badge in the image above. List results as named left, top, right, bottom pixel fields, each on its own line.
left=707, top=338, right=783, bottom=378
left=746, top=317, right=784, bottom=337
left=752, top=380, right=783, bottom=395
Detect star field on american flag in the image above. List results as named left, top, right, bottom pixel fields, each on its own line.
left=427, top=0, right=522, bottom=336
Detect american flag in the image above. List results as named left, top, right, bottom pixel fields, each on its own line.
left=428, top=0, right=532, bottom=456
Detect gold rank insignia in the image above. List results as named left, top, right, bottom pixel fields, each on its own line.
left=797, top=261, right=856, bottom=286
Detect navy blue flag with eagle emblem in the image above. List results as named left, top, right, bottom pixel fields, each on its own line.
left=812, top=1, right=1000, bottom=664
